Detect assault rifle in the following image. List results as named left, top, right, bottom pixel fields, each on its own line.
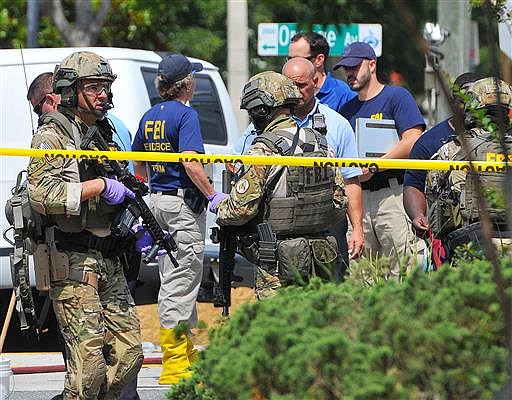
left=3, top=171, right=42, bottom=336
left=81, top=119, right=178, bottom=266
left=210, top=170, right=237, bottom=316
left=1, top=46, right=44, bottom=337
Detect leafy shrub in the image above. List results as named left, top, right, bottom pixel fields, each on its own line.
left=167, top=259, right=510, bottom=400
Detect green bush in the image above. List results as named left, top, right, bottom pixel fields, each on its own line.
left=167, top=259, right=510, bottom=400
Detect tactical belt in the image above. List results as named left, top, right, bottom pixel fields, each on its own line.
left=361, top=173, right=404, bottom=192
left=54, top=229, right=125, bottom=259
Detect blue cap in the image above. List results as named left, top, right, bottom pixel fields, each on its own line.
left=333, top=42, right=377, bottom=70
left=158, top=54, right=203, bottom=83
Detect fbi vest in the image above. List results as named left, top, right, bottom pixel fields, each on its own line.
left=253, top=117, right=347, bottom=237
left=425, top=127, right=511, bottom=237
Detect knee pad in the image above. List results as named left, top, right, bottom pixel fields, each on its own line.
left=111, top=344, right=144, bottom=389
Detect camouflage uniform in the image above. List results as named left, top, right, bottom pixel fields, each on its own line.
left=217, top=114, right=347, bottom=299
left=27, top=55, right=143, bottom=400
left=425, top=77, right=512, bottom=257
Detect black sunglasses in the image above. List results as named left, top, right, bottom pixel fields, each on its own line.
left=33, top=95, right=46, bottom=116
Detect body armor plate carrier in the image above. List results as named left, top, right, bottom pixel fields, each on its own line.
left=426, top=127, right=512, bottom=237
left=254, top=126, right=346, bottom=237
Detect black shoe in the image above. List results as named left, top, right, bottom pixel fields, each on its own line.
left=49, top=393, right=63, bottom=400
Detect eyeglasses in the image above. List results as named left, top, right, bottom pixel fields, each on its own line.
left=286, top=54, right=317, bottom=62
left=83, top=82, right=112, bottom=96
left=33, top=96, right=46, bottom=116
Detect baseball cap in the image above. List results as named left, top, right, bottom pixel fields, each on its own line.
left=333, top=42, right=377, bottom=70
left=158, top=54, right=203, bottom=83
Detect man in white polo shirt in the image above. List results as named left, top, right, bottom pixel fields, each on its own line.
left=233, top=58, right=364, bottom=277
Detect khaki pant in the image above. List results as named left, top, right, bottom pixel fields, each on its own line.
left=360, top=180, right=425, bottom=262
left=150, top=192, right=206, bottom=329
left=51, top=251, right=143, bottom=400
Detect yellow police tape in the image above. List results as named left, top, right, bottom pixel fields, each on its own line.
left=0, top=147, right=509, bottom=172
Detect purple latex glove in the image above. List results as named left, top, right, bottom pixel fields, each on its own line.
left=207, top=192, right=229, bottom=214
left=132, top=223, right=167, bottom=257
left=101, top=178, right=135, bottom=205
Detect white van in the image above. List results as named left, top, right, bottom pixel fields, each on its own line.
left=0, top=48, right=252, bottom=329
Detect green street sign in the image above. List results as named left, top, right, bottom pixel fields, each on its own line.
left=257, top=23, right=382, bottom=57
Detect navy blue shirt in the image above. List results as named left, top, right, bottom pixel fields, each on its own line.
left=338, top=85, right=425, bottom=134
left=403, top=118, right=454, bottom=192
left=317, top=72, right=357, bottom=111
left=339, top=85, right=425, bottom=183
left=132, top=100, right=205, bottom=191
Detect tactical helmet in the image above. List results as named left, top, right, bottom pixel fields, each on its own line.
left=240, top=71, right=301, bottom=111
left=465, top=77, right=512, bottom=110
left=53, top=51, right=116, bottom=95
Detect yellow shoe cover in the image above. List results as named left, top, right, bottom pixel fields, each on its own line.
left=159, top=327, right=193, bottom=385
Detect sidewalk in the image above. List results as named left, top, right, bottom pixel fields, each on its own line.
left=3, top=352, right=171, bottom=400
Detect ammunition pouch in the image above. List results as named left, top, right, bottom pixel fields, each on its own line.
left=246, top=221, right=339, bottom=284
left=276, top=236, right=339, bottom=285
left=183, top=186, right=207, bottom=214
left=276, top=237, right=311, bottom=283
left=258, top=239, right=277, bottom=272
left=257, top=222, right=277, bottom=272
left=310, top=236, right=339, bottom=280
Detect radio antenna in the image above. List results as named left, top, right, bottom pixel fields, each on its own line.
left=20, top=45, right=35, bottom=135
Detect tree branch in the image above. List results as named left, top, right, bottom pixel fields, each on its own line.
left=75, top=0, right=92, bottom=31
left=88, top=0, right=112, bottom=45
left=49, top=0, right=112, bottom=47
left=50, top=0, right=72, bottom=44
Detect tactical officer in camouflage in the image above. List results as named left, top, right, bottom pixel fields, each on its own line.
left=212, top=71, right=348, bottom=299
left=27, top=51, right=143, bottom=400
left=424, top=77, right=512, bottom=260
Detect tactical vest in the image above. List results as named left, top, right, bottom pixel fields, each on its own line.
left=253, top=121, right=347, bottom=237
left=425, top=127, right=511, bottom=237
left=29, top=111, right=121, bottom=233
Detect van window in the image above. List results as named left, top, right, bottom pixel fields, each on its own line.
left=141, top=67, right=161, bottom=106
left=141, top=68, right=228, bottom=146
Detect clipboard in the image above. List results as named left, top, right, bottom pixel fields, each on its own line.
left=355, top=118, right=399, bottom=158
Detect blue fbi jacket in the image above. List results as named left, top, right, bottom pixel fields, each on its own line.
left=132, top=100, right=205, bottom=191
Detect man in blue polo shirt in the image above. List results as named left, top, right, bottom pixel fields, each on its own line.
left=233, top=58, right=364, bottom=277
left=403, top=72, right=482, bottom=237
left=288, top=32, right=356, bottom=111
left=337, top=42, right=426, bottom=265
